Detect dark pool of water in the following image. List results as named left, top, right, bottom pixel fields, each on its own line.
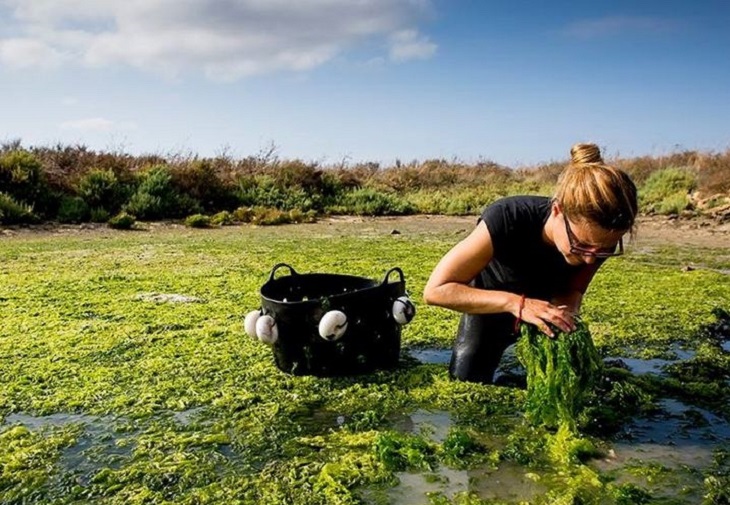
left=406, top=347, right=452, bottom=365
left=605, top=346, right=696, bottom=376
left=615, top=398, right=730, bottom=448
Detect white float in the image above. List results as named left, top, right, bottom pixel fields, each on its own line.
left=244, top=309, right=261, bottom=339
left=318, top=310, right=348, bottom=341
left=256, top=314, right=278, bottom=345
left=392, top=296, right=415, bottom=325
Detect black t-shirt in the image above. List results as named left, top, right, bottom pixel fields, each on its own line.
left=478, top=195, right=589, bottom=301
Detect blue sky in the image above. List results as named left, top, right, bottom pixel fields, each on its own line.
left=1, top=0, right=729, bottom=167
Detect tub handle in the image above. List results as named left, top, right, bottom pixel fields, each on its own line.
left=381, top=267, right=405, bottom=285
left=268, top=263, right=299, bottom=282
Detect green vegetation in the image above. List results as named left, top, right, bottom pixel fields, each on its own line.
left=639, top=167, right=697, bottom=215
left=108, top=212, right=136, bottom=230
left=1, top=142, right=729, bottom=224
left=0, top=192, right=36, bottom=224
left=184, top=214, right=211, bottom=228
left=0, top=222, right=728, bottom=503
left=516, top=321, right=602, bottom=431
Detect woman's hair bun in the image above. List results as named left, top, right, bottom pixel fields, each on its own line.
left=570, top=143, right=603, bottom=164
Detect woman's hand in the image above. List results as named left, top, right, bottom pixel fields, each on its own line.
left=516, top=297, right=576, bottom=337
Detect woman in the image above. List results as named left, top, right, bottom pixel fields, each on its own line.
left=423, top=143, right=638, bottom=384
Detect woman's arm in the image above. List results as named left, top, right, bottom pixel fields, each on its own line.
left=423, top=221, right=574, bottom=336
left=551, top=260, right=606, bottom=315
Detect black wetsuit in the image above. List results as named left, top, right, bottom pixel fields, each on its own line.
left=449, top=195, right=589, bottom=383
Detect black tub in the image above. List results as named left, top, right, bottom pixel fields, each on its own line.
left=255, top=263, right=413, bottom=376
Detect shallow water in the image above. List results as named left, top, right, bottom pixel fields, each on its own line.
left=591, top=398, right=730, bottom=501
left=4, top=412, right=100, bottom=429
left=369, top=461, right=547, bottom=505
left=376, top=398, right=730, bottom=505
left=2, top=412, right=135, bottom=485
left=608, top=346, right=696, bottom=376
left=406, top=347, right=452, bottom=365
left=173, top=406, right=207, bottom=426
left=407, top=345, right=526, bottom=385
left=615, top=357, right=676, bottom=375
left=5, top=338, right=728, bottom=505
left=393, top=409, right=453, bottom=443
left=378, top=343, right=730, bottom=505
left=615, top=398, right=730, bottom=449
left=408, top=345, right=702, bottom=380
left=381, top=409, right=547, bottom=504
left=410, top=343, right=699, bottom=367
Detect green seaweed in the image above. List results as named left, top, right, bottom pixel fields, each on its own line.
left=516, top=320, right=602, bottom=431
left=0, top=223, right=728, bottom=503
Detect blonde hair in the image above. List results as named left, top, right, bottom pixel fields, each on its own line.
left=554, top=143, right=638, bottom=231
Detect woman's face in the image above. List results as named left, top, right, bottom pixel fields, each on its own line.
left=557, top=210, right=626, bottom=266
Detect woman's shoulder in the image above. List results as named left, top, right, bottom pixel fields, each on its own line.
left=478, top=195, right=549, bottom=252
left=482, top=195, right=550, bottom=223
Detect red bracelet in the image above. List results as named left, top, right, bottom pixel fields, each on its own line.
left=513, top=294, right=526, bottom=333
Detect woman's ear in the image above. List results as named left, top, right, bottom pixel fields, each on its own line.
left=551, top=200, right=561, bottom=218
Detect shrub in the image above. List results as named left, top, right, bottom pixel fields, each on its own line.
left=108, top=212, right=136, bottom=230
left=696, top=151, right=730, bottom=195
left=328, top=188, right=414, bottom=216
left=57, top=196, right=90, bottom=223
left=0, top=150, right=45, bottom=205
left=77, top=169, right=127, bottom=213
left=232, top=206, right=317, bottom=226
left=639, top=167, right=697, bottom=213
left=655, top=193, right=692, bottom=215
left=171, top=160, right=237, bottom=211
left=210, top=210, right=234, bottom=226
left=404, top=187, right=513, bottom=215
left=235, top=174, right=321, bottom=211
left=287, top=208, right=317, bottom=224
left=185, top=214, right=211, bottom=228
left=251, top=207, right=291, bottom=226
left=0, top=192, right=37, bottom=224
left=124, top=166, right=201, bottom=220
left=89, top=207, right=111, bottom=223
left=232, top=206, right=256, bottom=223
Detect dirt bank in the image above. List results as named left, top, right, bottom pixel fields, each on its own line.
left=1, top=215, right=729, bottom=249
left=317, top=214, right=730, bottom=249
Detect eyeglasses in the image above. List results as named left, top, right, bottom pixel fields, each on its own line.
left=563, top=216, right=624, bottom=258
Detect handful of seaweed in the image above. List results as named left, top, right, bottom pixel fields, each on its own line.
left=516, top=320, right=602, bottom=431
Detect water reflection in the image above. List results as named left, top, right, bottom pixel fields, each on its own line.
left=2, top=412, right=135, bottom=483
left=407, top=348, right=451, bottom=365
left=367, top=461, right=547, bottom=505
left=393, top=409, right=453, bottom=443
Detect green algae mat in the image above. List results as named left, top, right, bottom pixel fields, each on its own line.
left=1, top=223, right=729, bottom=504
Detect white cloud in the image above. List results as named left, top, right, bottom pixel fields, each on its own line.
left=0, top=37, right=67, bottom=68
left=388, top=29, right=436, bottom=62
left=59, top=117, right=137, bottom=132
left=563, top=16, right=679, bottom=38
left=0, top=0, right=436, bottom=79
